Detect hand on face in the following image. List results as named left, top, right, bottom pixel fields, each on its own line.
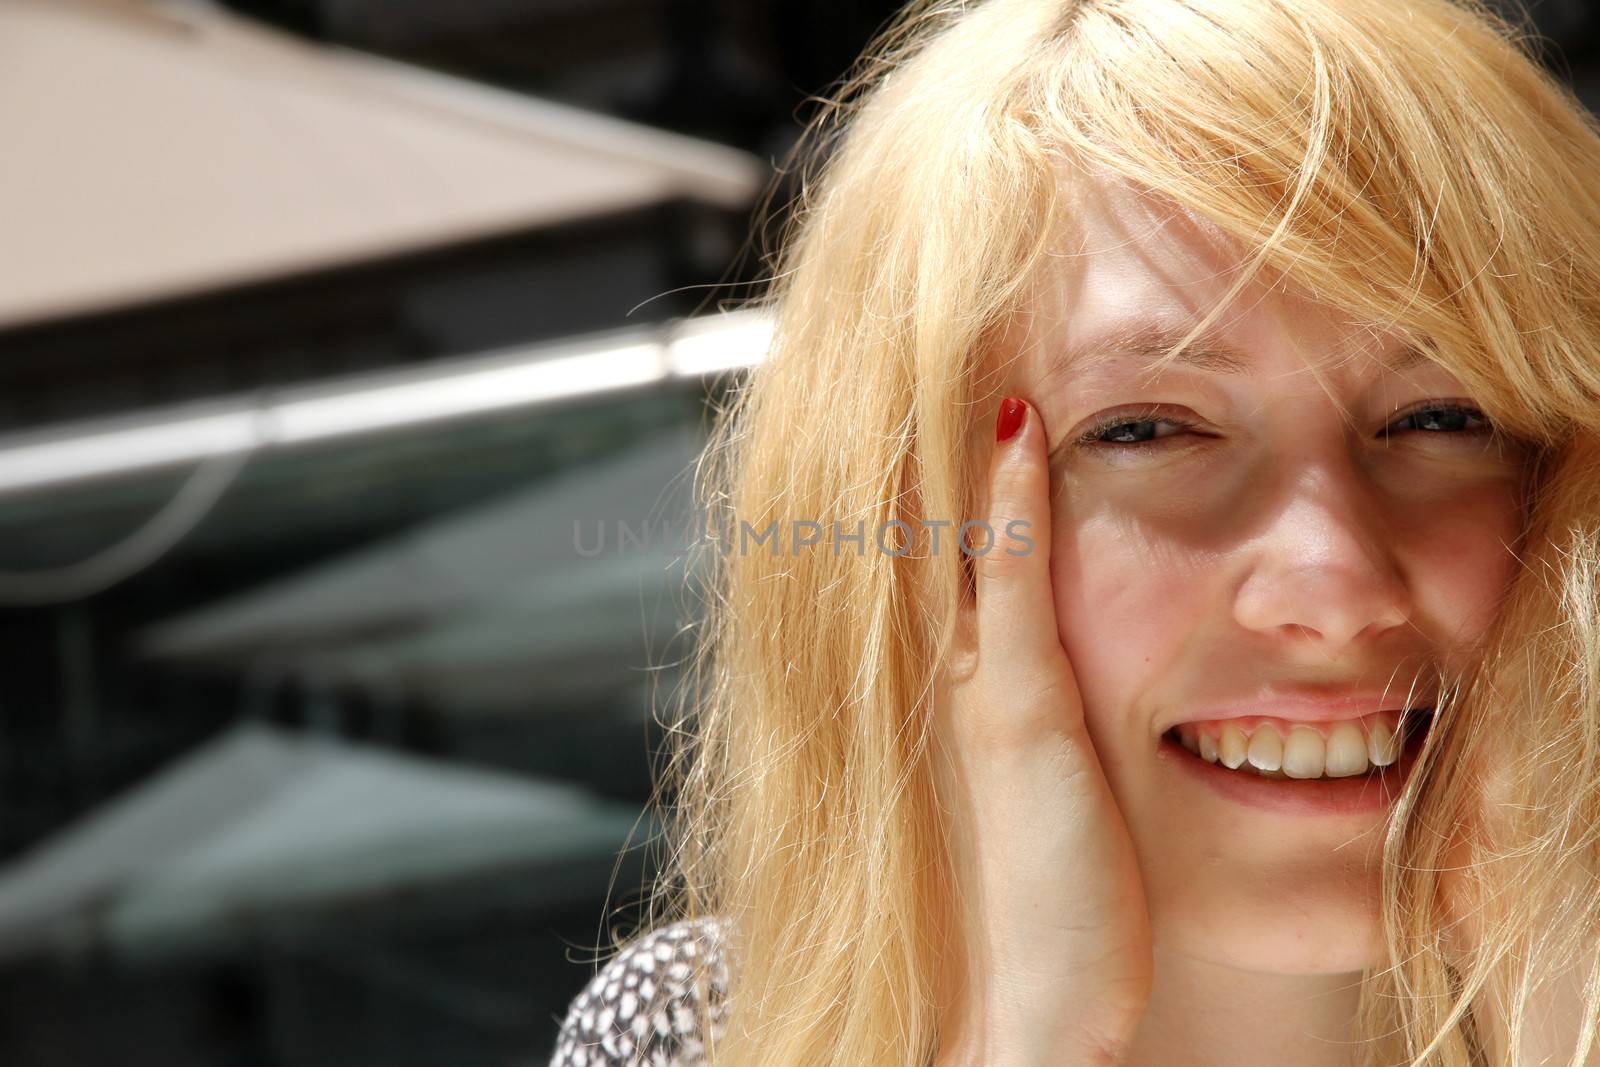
left=931, top=396, right=1153, bottom=1067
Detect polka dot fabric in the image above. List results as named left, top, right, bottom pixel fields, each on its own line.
left=548, top=916, right=729, bottom=1067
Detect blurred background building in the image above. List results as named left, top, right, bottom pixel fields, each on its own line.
left=0, top=0, right=1593, bottom=1064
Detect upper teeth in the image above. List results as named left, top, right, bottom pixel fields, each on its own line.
left=1173, top=712, right=1418, bottom=780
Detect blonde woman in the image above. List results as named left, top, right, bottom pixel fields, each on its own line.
left=548, top=1, right=1600, bottom=1064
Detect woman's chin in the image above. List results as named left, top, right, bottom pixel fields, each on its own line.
left=1153, top=899, right=1385, bottom=975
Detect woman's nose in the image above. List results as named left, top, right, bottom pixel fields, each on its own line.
left=1230, top=460, right=1412, bottom=649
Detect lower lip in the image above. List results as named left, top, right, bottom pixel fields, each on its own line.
left=1157, top=720, right=1430, bottom=816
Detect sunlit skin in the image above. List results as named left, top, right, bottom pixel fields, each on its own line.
left=982, top=172, right=1532, bottom=1066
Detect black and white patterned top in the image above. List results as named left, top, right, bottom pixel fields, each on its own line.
left=548, top=916, right=731, bottom=1066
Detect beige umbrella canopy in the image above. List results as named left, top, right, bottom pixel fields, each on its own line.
left=0, top=0, right=764, bottom=329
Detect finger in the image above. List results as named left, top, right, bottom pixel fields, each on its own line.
left=973, top=396, right=1073, bottom=677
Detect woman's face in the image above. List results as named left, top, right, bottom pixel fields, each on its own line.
left=996, top=174, right=1531, bottom=974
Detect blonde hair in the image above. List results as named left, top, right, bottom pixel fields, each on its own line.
left=621, top=1, right=1600, bottom=1064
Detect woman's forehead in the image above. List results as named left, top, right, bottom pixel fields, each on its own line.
left=999, top=170, right=1430, bottom=391
left=1032, top=170, right=1300, bottom=341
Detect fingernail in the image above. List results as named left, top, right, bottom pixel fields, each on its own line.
left=995, top=397, right=1026, bottom=443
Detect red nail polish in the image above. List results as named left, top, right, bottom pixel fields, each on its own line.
left=995, top=397, right=1026, bottom=442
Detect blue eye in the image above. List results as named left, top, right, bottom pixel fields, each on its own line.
left=1076, top=406, right=1197, bottom=447
left=1073, top=402, right=1495, bottom=451
left=1383, top=402, right=1493, bottom=438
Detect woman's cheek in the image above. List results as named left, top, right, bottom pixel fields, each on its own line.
left=1409, top=484, right=1526, bottom=651
left=1049, top=519, right=1201, bottom=732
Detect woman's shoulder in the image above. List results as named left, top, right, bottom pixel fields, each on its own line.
left=548, top=914, right=731, bottom=1067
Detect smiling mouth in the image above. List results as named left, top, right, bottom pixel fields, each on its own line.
left=1160, top=705, right=1436, bottom=781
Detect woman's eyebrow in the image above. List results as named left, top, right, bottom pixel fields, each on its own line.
left=1042, top=322, right=1431, bottom=385
left=1074, top=324, right=1249, bottom=374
